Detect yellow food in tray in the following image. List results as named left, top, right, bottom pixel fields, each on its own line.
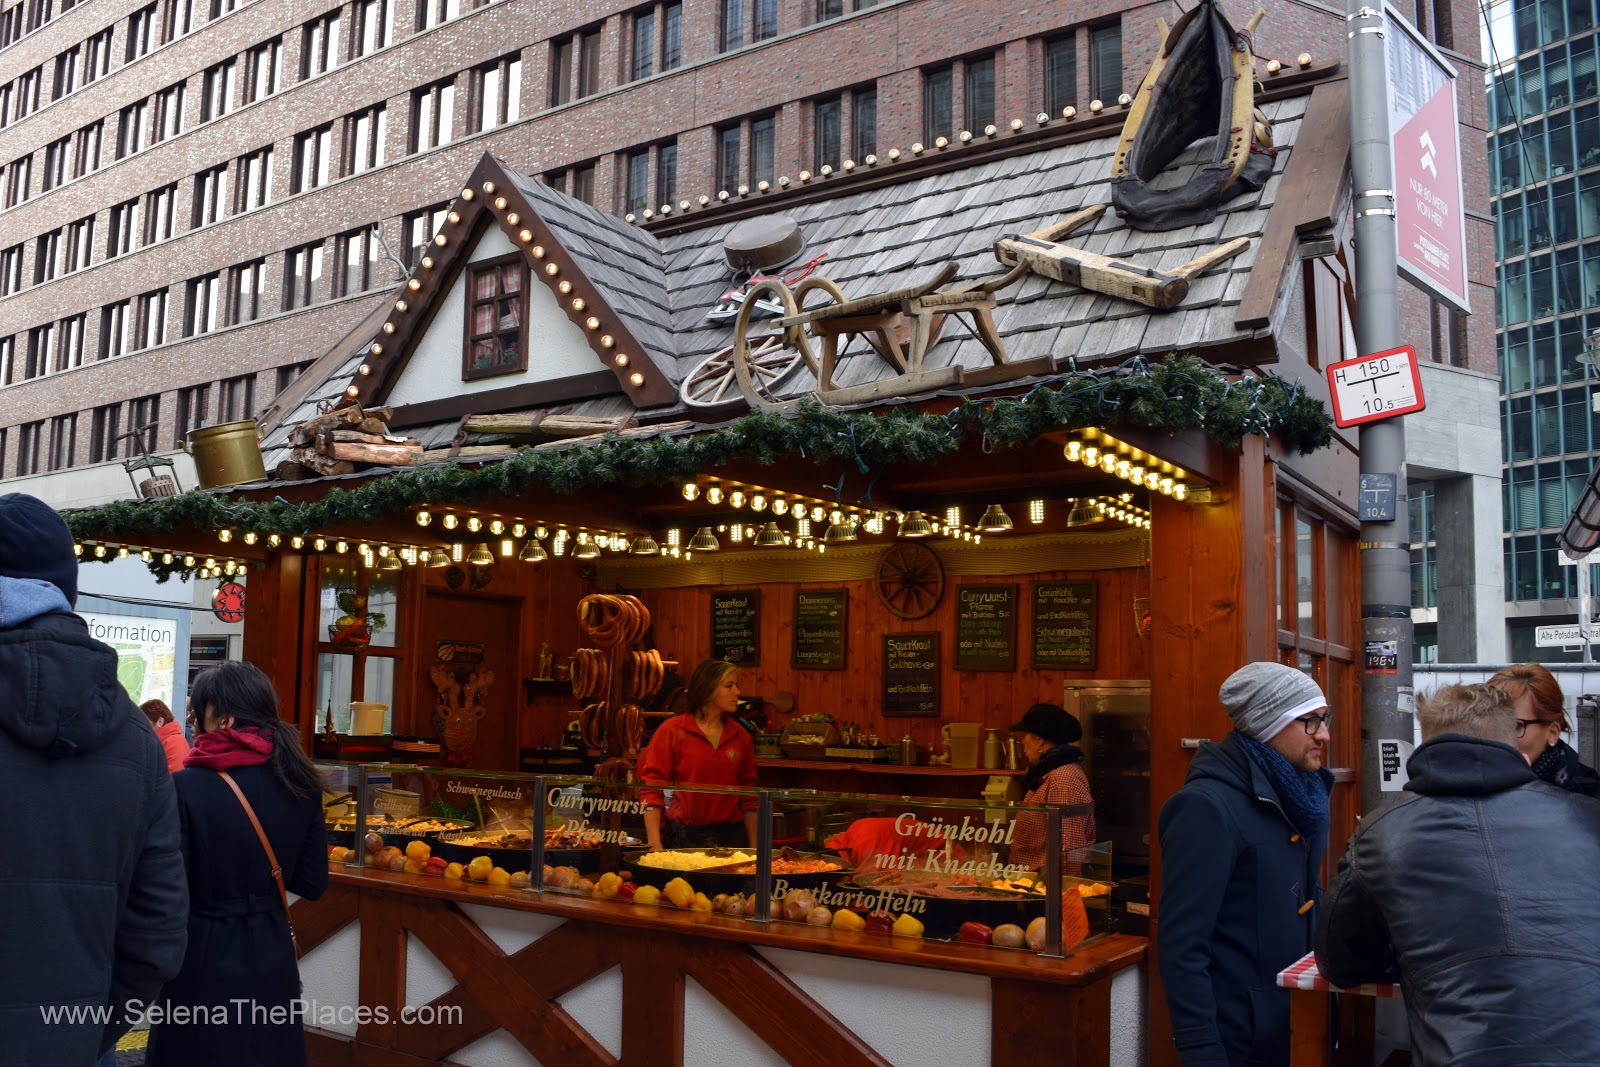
left=986, top=878, right=1113, bottom=897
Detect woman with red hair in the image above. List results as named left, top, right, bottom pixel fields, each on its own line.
left=1487, top=663, right=1600, bottom=796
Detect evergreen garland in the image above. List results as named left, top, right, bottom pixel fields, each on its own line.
left=65, top=355, right=1332, bottom=572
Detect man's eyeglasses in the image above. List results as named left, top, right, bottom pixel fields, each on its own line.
left=1515, top=718, right=1556, bottom=738
left=1294, top=713, right=1334, bottom=735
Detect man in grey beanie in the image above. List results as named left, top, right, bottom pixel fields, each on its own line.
left=1156, top=662, right=1335, bottom=1066
left=0, top=494, right=188, bottom=1064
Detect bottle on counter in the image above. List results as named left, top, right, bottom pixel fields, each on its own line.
left=982, top=727, right=1002, bottom=769
left=899, top=735, right=916, bottom=766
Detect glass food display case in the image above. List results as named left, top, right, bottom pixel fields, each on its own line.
left=319, top=762, right=1114, bottom=956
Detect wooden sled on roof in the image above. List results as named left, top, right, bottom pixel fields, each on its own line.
left=1110, top=0, right=1276, bottom=232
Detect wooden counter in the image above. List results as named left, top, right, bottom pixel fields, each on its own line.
left=296, top=866, right=1146, bottom=1067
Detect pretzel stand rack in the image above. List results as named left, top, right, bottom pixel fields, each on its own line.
left=572, top=593, right=674, bottom=872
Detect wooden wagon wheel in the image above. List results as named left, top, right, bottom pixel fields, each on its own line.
left=729, top=277, right=835, bottom=408
left=679, top=334, right=799, bottom=409
left=874, top=542, right=945, bottom=620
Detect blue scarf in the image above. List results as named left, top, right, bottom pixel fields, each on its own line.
left=1240, top=733, right=1330, bottom=838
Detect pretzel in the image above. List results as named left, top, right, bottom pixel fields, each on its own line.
left=578, top=702, right=605, bottom=750
left=571, top=648, right=608, bottom=699
left=578, top=595, right=627, bottom=646
left=617, top=703, right=645, bottom=757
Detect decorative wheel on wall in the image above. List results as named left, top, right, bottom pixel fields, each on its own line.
left=874, top=542, right=945, bottom=620
left=679, top=335, right=802, bottom=409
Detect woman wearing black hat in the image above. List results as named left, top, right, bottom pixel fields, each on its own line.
left=1008, top=703, right=1096, bottom=870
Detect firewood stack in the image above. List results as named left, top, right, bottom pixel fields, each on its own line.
left=276, top=403, right=423, bottom=479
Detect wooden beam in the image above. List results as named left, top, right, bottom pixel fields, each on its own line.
left=621, top=931, right=685, bottom=1067
left=991, top=976, right=1111, bottom=1065
left=385, top=370, right=623, bottom=429
left=1234, top=79, right=1353, bottom=330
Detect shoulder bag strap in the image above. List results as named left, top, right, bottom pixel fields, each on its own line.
left=215, top=769, right=301, bottom=957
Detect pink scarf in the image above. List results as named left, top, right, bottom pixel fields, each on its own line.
left=184, top=726, right=275, bottom=770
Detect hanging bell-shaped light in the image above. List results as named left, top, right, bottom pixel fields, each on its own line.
left=427, top=547, right=451, bottom=568
left=823, top=517, right=859, bottom=543
left=688, top=526, right=720, bottom=552
left=519, top=539, right=548, bottom=562
left=977, top=503, right=1014, bottom=533
left=379, top=553, right=403, bottom=570
left=466, top=543, right=495, bottom=566
left=1066, top=500, right=1100, bottom=528
left=898, top=510, right=935, bottom=538
left=573, top=539, right=600, bottom=560
left=754, top=521, right=788, bottom=547
left=631, top=533, right=661, bottom=556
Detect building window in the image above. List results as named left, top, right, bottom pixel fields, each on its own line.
left=91, top=403, right=122, bottom=463
left=749, top=113, right=774, bottom=185
left=923, top=65, right=952, bottom=143
left=345, top=105, right=386, bottom=174
left=193, top=163, right=229, bottom=226
left=1090, top=22, right=1121, bottom=103
left=412, top=79, right=454, bottom=150
left=716, top=124, right=740, bottom=193
left=47, top=413, right=76, bottom=472
left=40, top=137, right=66, bottom=191
left=964, top=54, right=994, bottom=133
left=175, top=384, right=209, bottom=446
left=116, top=100, right=147, bottom=158
left=0, top=244, right=21, bottom=295
left=852, top=86, right=876, bottom=159
left=16, top=421, right=43, bottom=476
left=284, top=242, right=324, bottom=310
left=102, top=300, right=132, bottom=359
left=572, top=162, right=595, bottom=204
left=235, top=146, right=273, bottom=212
left=161, top=0, right=196, bottom=41
left=817, top=0, right=842, bottom=18
left=84, top=29, right=111, bottom=84
left=276, top=360, right=312, bottom=394
left=301, top=12, right=341, bottom=78
left=292, top=124, right=332, bottom=193
left=202, top=58, right=235, bottom=120
left=66, top=215, right=93, bottom=271
left=814, top=96, right=841, bottom=170
left=721, top=0, right=776, bottom=50
left=0, top=335, right=11, bottom=386
left=354, top=0, right=395, bottom=56
left=185, top=272, right=222, bottom=335
left=229, top=259, right=265, bottom=323
left=58, top=313, right=84, bottom=369
left=335, top=227, right=383, bottom=296
left=26, top=323, right=54, bottom=379
left=475, top=54, right=521, bottom=131
left=624, top=149, right=650, bottom=214
left=464, top=253, right=526, bottom=380
left=1044, top=35, right=1076, bottom=116
left=657, top=140, right=677, bottom=207
left=33, top=227, right=61, bottom=283
left=128, top=394, right=159, bottom=453
left=418, top=0, right=461, bottom=32
left=631, top=7, right=655, bottom=80
left=244, top=37, right=281, bottom=102
left=108, top=199, right=140, bottom=257
left=1, top=156, right=28, bottom=207
left=219, top=374, right=254, bottom=422
left=72, top=119, right=102, bottom=178
left=126, top=3, right=156, bottom=61
left=136, top=288, right=168, bottom=350
left=153, top=81, right=185, bottom=141
left=578, top=28, right=601, bottom=97
left=145, top=183, right=177, bottom=244
left=403, top=203, right=448, bottom=265
left=662, top=2, right=681, bottom=69
left=52, top=48, right=77, bottom=100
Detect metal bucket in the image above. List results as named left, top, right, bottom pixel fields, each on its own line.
left=185, top=421, right=267, bottom=489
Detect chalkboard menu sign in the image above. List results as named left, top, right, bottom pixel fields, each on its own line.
left=792, top=589, right=847, bottom=669
left=883, top=632, right=939, bottom=716
left=711, top=590, right=760, bottom=664
left=955, top=584, right=1017, bottom=671
left=1033, top=581, right=1097, bottom=668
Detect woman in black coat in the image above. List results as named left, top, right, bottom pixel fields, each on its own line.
left=146, top=661, right=328, bottom=1067
left=1488, top=662, right=1600, bottom=796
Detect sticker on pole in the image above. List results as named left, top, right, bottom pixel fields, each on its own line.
left=1364, top=639, right=1399, bottom=674
left=1379, top=738, right=1414, bottom=792
left=1327, top=346, right=1427, bottom=428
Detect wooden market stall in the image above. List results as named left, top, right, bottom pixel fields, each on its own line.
left=63, top=47, right=1368, bottom=1067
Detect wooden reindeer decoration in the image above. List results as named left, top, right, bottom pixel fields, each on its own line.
left=430, top=664, right=495, bottom=767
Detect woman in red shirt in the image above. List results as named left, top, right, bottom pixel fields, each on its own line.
left=637, top=659, right=759, bottom=850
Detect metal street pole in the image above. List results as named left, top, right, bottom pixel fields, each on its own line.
left=1347, top=2, right=1415, bottom=815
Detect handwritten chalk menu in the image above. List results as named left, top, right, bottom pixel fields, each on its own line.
left=1033, top=581, right=1097, bottom=669
left=883, top=632, right=939, bottom=716
left=955, top=584, right=1017, bottom=671
left=711, top=590, right=760, bottom=664
left=792, top=589, right=847, bottom=669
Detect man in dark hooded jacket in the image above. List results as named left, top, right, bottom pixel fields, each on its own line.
left=0, top=493, right=188, bottom=1064
left=1316, top=683, right=1600, bottom=1065
left=1157, top=662, right=1336, bottom=1066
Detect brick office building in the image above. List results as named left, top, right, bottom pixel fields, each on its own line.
left=0, top=0, right=1502, bottom=654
